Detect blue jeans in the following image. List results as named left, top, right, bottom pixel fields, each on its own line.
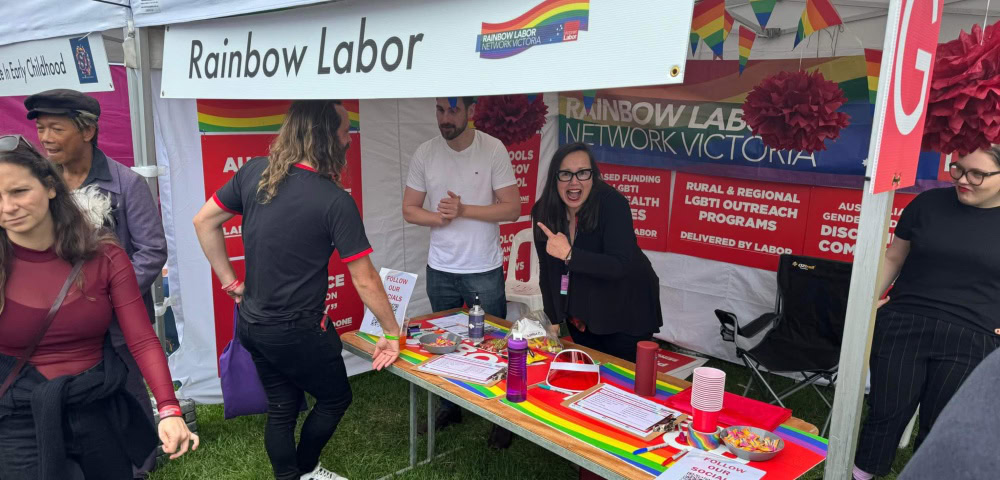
left=425, top=266, right=507, bottom=319
left=238, top=315, right=353, bottom=480
left=425, top=265, right=506, bottom=414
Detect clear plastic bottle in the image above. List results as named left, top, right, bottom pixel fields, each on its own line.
left=506, top=333, right=528, bottom=403
left=468, top=294, right=485, bottom=344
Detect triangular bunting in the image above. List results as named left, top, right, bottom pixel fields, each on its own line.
left=864, top=49, right=882, bottom=105
left=582, top=90, right=597, bottom=113
left=690, top=32, right=700, bottom=55
left=738, top=26, right=757, bottom=75
left=794, top=0, right=844, bottom=47
left=750, top=0, right=777, bottom=29
left=692, top=0, right=727, bottom=58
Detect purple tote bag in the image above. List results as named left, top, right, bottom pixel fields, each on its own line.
left=220, top=305, right=269, bottom=419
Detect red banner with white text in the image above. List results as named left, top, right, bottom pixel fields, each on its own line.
left=802, top=187, right=915, bottom=262
left=598, top=162, right=670, bottom=251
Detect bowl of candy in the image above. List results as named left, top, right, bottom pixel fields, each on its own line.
left=419, top=332, right=462, bottom=354
left=721, top=426, right=784, bottom=461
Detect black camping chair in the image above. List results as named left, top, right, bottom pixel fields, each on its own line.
left=715, top=254, right=852, bottom=436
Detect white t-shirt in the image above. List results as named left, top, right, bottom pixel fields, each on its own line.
left=406, top=130, right=516, bottom=274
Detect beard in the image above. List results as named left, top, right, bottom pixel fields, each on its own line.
left=438, top=121, right=467, bottom=141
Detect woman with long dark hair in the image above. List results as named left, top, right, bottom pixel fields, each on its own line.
left=531, top=142, right=662, bottom=361
left=853, top=145, right=1000, bottom=480
left=0, top=136, right=197, bottom=478
left=194, top=100, right=400, bottom=480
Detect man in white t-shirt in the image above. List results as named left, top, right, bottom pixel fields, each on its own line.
left=403, top=97, right=520, bottom=447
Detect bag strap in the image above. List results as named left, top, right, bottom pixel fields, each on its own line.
left=0, top=261, right=84, bottom=399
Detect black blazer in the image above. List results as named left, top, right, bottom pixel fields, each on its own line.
left=534, top=184, right=663, bottom=336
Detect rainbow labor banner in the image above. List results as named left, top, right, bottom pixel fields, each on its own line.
left=559, top=57, right=945, bottom=189
left=738, top=26, right=756, bottom=75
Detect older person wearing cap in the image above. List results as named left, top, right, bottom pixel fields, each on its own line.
left=25, top=89, right=168, bottom=479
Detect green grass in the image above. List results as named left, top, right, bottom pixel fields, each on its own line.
left=150, top=358, right=918, bottom=480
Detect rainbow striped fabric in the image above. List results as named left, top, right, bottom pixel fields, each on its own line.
left=794, top=0, right=843, bottom=47
left=196, top=99, right=360, bottom=133
left=691, top=0, right=729, bottom=58
left=477, top=0, right=590, bottom=59
left=750, top=0, right=777, bottom=29
left=864, top=48, right=882, bottom=105
left=738, top=26, right=757, bottom=75
left=505, top=363, right=828, bottom=477
left=690, top=33, right=700, bottom=55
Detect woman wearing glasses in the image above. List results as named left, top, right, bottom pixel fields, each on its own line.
left=853, top=145, right=1000, bottom=480
left=532, top=142, right=662, bottom=362
left=0, top=136, right=197, bottom=479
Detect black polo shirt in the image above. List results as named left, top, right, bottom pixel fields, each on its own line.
left=213, top=157, right=371, bottom=324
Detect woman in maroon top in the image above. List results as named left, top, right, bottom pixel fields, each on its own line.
left=0, top=136, right=198, bottom=479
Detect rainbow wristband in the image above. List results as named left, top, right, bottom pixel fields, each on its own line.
left=383, top=334, right=400, bottom=341
left=159, top=405, right=182, bottom=418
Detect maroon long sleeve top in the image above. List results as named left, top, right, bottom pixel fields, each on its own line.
left=0, top=242, right=178, bottom=411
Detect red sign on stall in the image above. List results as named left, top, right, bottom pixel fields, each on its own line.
left=507, top=135, right=540, bottom=217
left=802, top=187, right=915, bottom=262
left=500, top=221, right=532, bottom=282
left=869, top=0, right=944, bottom=193
left=668, top=173, right=811, bottom=271
left=598, top=163, right=670, bottom=252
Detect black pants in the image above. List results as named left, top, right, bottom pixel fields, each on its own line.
left=855, top=310, right=1000, bottom=475
left=238, top=315, right=353, bottom=480
left=0, top=397, right=133, bottom=479
left=567, top=321, right=651, bottom=363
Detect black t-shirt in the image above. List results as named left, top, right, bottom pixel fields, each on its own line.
left=214, top=157, right=371, bottom=324
left=887, top=187, right=1000, bottom=335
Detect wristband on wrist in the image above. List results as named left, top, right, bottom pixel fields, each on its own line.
left=158, top=405, right=182, bottom=418
left=222, top=279, right=242, bottom=292
left=383, top=334, right=400, bottom=341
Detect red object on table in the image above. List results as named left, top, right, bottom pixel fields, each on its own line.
left=634, top=341, right=658, bottom=397
left=665, top=387, right=792, bottom=432
left=693, top=408, right=721, bottom=432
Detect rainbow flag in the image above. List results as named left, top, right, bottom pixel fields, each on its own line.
left=865, top=48, right=882, bottom=105
left=750, top=0, right=776, bottom=29
left=794, top=0, right=843, bottom=48
left=690, top=32, right=699, bottom=55
left=738, top=26, right=757, bottom=75
left=691, top=0, right=728, bottom=58
left=197, top=100, right=360, bottom=133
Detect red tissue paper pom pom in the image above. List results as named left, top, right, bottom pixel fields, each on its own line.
left=922, top=21, right=1000, bottom=156
left=472, top=95, right=548, bottom=147
left=742, top=70, right=851, bottom=153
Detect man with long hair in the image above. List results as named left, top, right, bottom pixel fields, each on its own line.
left=25, top=89, right=167, bottom=479
left=194, top=100, right=400, bottom=480
left=402, top=97, right=520, bottom=448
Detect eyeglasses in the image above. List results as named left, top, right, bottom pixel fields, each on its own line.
left=0, top=135, right=31, bottom=153
left=949, top=163, right=1000, bottom=186
left=545, top=349, right=601, bottom=395
left=557, top=169, right=594, bottom=182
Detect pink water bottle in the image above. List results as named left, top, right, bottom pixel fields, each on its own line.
left=506, top=334, right=528, bottom=402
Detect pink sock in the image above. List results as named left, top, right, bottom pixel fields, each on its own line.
left=853, top=465, right=874, bottom=480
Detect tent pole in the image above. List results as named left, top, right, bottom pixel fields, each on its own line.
left=124, top=16, right=168, bottom=349
left=824, top=184, right=893, bottom=478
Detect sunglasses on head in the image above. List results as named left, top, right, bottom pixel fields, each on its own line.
left=545, top=349, right=601, bottom=395
left=0, top=135, right=32, bottom=153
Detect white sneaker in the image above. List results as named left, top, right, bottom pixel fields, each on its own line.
left=300, top=464, right=348, bottom=480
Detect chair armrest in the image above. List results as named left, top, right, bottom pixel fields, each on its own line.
left=740, top=312, right=780, bottom=338
left=715, top=309, right=737, bottom=342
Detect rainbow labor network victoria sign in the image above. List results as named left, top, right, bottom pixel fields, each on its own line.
left=160, top=0, right=695, bottom=99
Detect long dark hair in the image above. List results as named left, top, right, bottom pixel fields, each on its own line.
left=531, top=142, right=607, bottom=243
left=0, top=139, right=110, bottom=313
left=258, top=100, right=347, bottom=203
